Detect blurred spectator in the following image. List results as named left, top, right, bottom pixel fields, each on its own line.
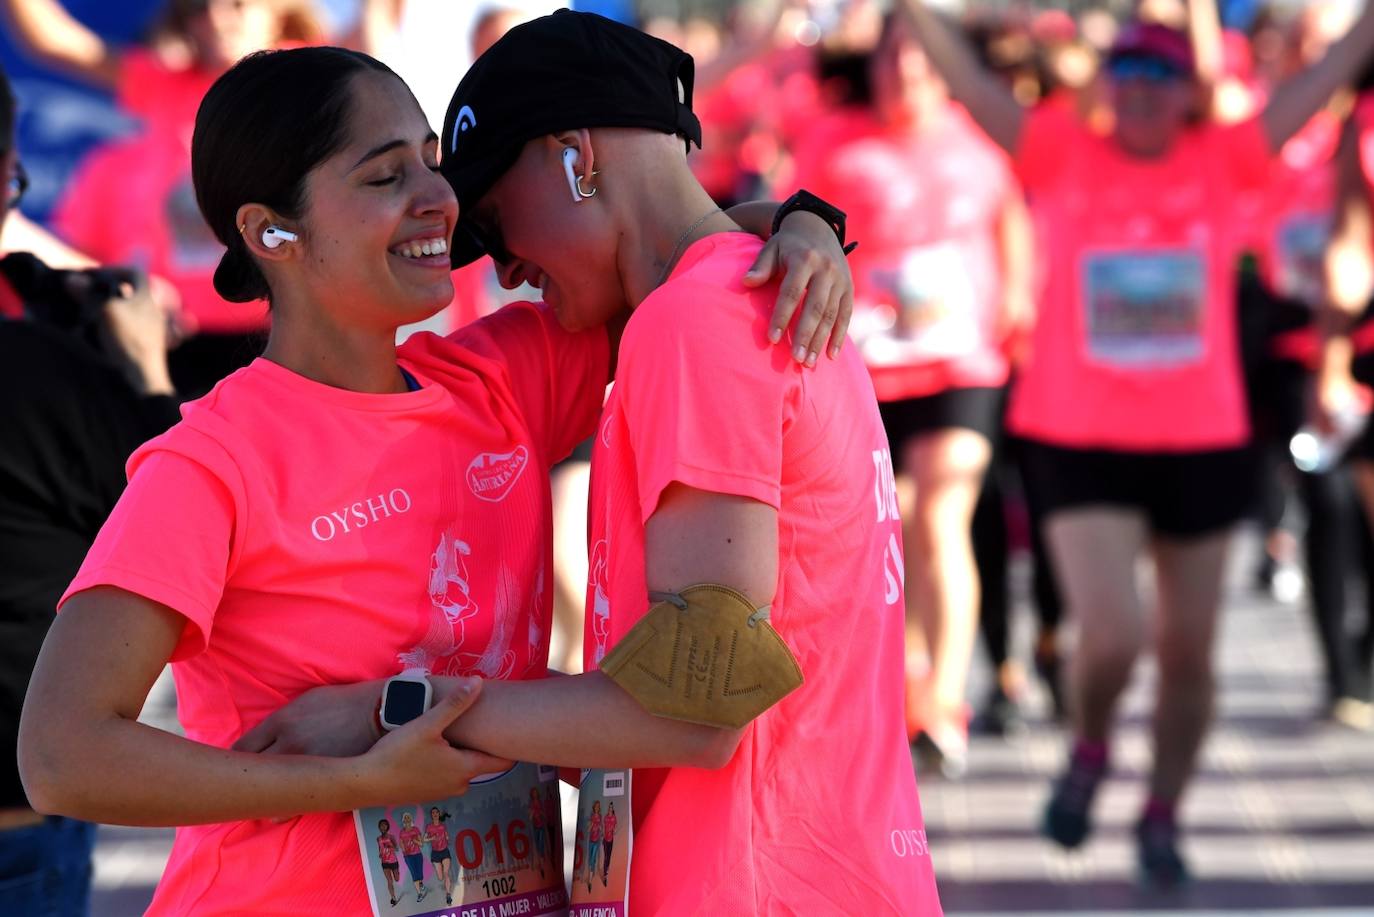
left=1315, top=76, right=1374, bottom=730
left=789, top=11, right=1032, bottom=776
left=0, top=60, right=179, bottom=915
left=3, top=0, right=329, bottom=396
left=899, top=0, right=1374, bottom=886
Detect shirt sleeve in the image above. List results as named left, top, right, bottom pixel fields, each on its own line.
left=1014, top=103, right=1081, bottom=192
left=450, top=301, right=610, bottom=464
left=59, top=434, right=244, bottom=662
left=618, top=281, right=800, bottom=522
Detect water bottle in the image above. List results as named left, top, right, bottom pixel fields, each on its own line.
left=1290, top=406, right=1369, bottom=474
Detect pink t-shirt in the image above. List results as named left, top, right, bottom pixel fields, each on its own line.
left=588, top=813, right=603, bottom=843
left=377, top=834, right=398, bottom=865
left=60, top=301, right=607, bottom=915
left=790, top=104, right=1015, bottom=400
left=582, top=234, right=940, bottom=914
left=1008, top=105, right=1272, bottom=450
left=602, top=812, right=616, bottom=840
left=400, top=826, right=423, bottom=857
left=1250, top=113, right=1340, bottom=366
left=424, top=822, right=449, bottom=851
left=117, top=49, right=218, bottom=136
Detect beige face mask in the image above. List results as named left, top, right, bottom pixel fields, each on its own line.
left=597, top=584, right=804, bottom=730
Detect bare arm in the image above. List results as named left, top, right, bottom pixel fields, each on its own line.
left=19, top=587, right=505, bottom=825
left=995, top=188, right=1035, bottom=356
left=1186, top=0, right=1224, bottom=114
left=0, top=0, right=121, bottom=88
left=0, top=211, right=98, bottom=268
left=439, top=485, right=774, bottom=767
left=1186, top=0, right=1224, bottom=88
left=240, top=487, right=780, bottom=770
left=895, top=0, right=1025, bottom=154
left=1263, top=5, right=1374, bottom=152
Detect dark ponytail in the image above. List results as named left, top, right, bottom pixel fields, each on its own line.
left=192, top=47, right=398, bottom=302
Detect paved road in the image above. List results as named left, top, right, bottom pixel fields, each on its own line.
left=90, top=536, right=1374, bottom=915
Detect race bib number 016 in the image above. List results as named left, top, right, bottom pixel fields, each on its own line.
left=353, top=762, right=567, bottom=917
left=1081, top=249, right=1207, bottom=368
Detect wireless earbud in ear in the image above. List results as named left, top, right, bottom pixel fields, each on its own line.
left=562, top=148, right=584, bottom=204
left=261, top=226, right=298, bottom=249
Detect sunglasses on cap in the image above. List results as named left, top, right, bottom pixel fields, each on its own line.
left=1108, top=55, right=1187, bottom=84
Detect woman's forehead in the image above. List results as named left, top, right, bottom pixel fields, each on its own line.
left=340, top=72, right=433, bottom=149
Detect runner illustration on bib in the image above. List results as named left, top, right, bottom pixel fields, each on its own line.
left=859, top=242, right=981, bottom=367
left=353, top=763, right=568, bottom=916
left=569, top=769, right=631, bottom=916
left=1081, top=248, right=1207, bottom=367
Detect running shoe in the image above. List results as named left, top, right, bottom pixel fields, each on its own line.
left=1136, top=812, right=1190, bottom=889
left=1329, top=696, right=1374, bottom=732
left=912, top=707, right=970, bottom=779
left=1042, top=746, right=1107, bottom=849
left=974, top=685, right=1027, bottom=738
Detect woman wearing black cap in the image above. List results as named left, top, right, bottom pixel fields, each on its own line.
left=16, top=43, right=853, bottom=914
left=897, top=0, right=1374, bottom=887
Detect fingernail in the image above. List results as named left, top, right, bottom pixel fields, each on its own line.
left=805, top=352, right=817, bottom=368
left=769, top=327, right=782, bottom=343
left=793, top=345, right=806, bottom=362
left=829, top=345, right=840, bottom=359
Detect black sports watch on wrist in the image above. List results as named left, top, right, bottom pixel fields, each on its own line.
left=771, top=189, right=858, bottom=256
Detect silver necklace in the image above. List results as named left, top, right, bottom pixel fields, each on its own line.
left=655, top=206, right=723, bottom=288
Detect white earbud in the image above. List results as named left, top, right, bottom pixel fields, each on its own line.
left=261, top=226, right=298, bottom=249
left=562, top=148, right=583, bottom=204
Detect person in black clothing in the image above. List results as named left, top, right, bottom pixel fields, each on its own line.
left=0, top=63, right=179, bottom=915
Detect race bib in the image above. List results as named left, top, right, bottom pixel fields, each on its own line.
left=353, top=762, right=567, bottom=917
left=860, top=243, right=981, bottom=366
left=569, top=769, right=632, bottom=917
left=1275, top=213, right=1329, bottom=305
left=1081, top=249, right=1206, bottom=368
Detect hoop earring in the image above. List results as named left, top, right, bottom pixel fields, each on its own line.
left=576, top=171, right=600, bottom=199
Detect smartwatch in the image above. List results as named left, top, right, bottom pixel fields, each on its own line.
left=378, top=673, right=433, bottom=731
left=771, top=189, right=858, bottom=255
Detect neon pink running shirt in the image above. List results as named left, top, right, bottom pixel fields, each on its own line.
left=1008, top=105, right=1272, bottom=450
left=583, top=233, right=941, bottom=914
left=60, top=301, right=607, bottom=915
left=400, top=827, right=423, bottom=857
left=791, top=104, right=1015, bottom=401
left=424, top=823, right=449, bottom=851
left=377, top=834, right=398, bottom=865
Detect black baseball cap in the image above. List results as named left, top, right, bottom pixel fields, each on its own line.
left=439, top=9, right=703, bottom=268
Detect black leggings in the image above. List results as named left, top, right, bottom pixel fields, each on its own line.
left=1298, top=463, right=1374, bottom=701
left=975, top=441, right=1063, bottom=671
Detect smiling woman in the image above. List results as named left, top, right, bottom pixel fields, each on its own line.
left=15, top=43, right=858, bottom=917
left=193, top=48, right=459, bottom=344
